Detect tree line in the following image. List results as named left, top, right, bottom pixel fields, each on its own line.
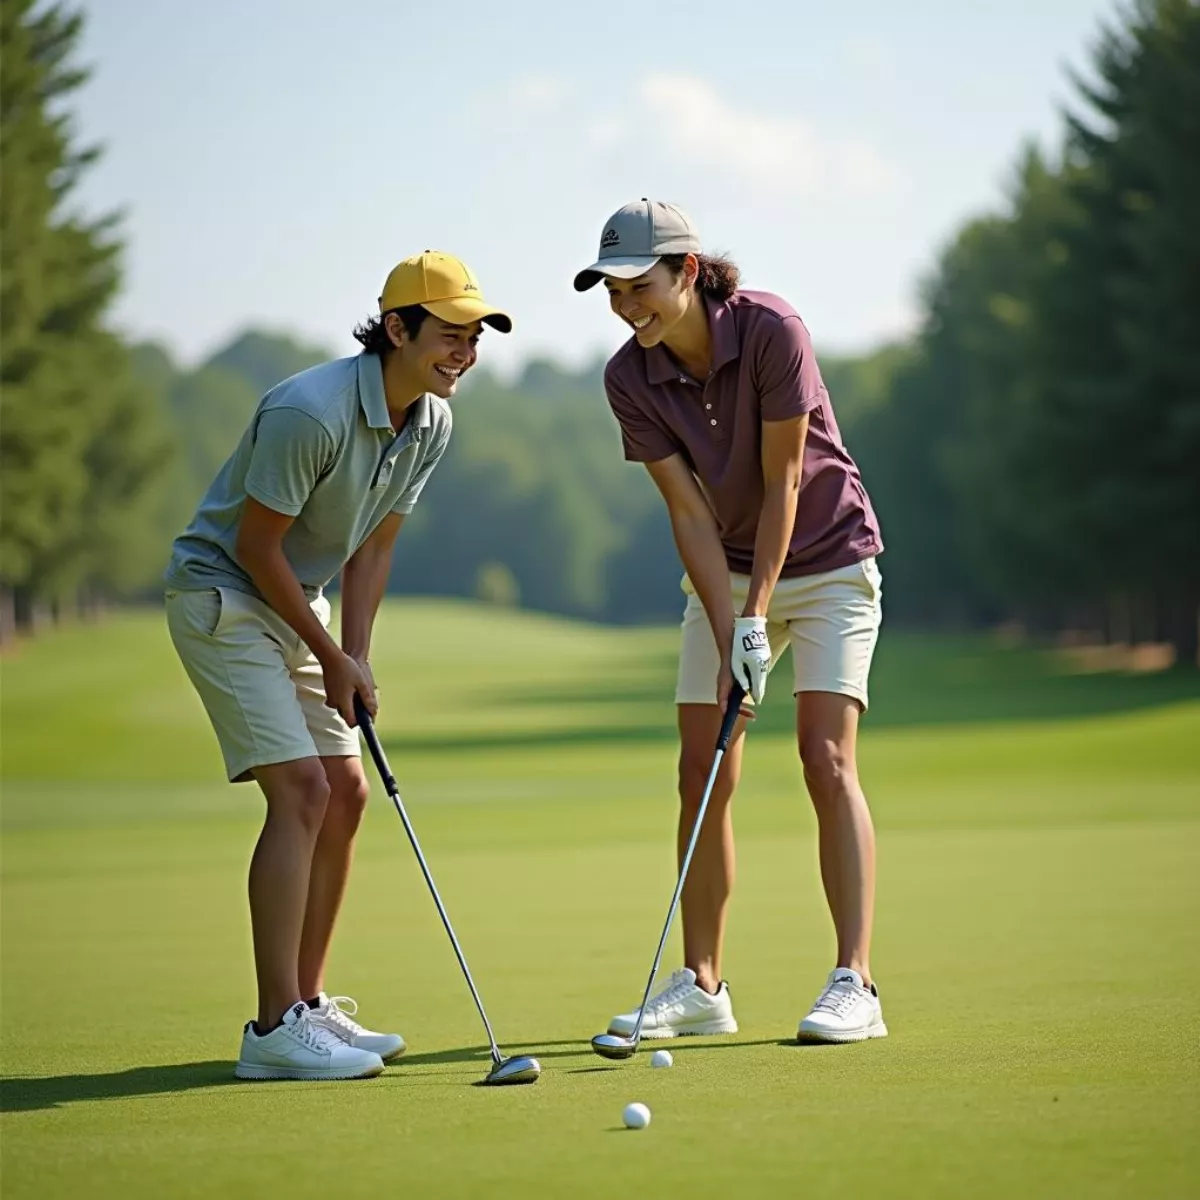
left=2, top=0, right=1196, bottom=663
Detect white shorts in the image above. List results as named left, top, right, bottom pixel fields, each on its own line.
left=166, top=586, right=360, bottom=783
left=675, top=558, right=883, bottom=710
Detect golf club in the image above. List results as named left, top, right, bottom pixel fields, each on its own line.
left=354, top=694, right=541, bottom=1086
left=591, top=681, right=747, bottom=1061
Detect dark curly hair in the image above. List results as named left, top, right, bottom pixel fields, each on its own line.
left=659, top=252, right=741, bottom=302
left=352, top=304, right=430, bottom=356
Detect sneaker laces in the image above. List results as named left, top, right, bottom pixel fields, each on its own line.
left=811, top=977, right=863, bottom=1018
left=289, top=1009, right=343, bottom=1053
left=645, top=970, right=696, bottom=1014
left=321, top=995, right=367, bottom=1037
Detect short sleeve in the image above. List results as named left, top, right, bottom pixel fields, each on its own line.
left=605, top=367, right=679, bottom=463
left=393, top=418, right=452, bottom=514
left=756, top=316, right=825, bottom=422
left=245, top=407, right=336, bottom=516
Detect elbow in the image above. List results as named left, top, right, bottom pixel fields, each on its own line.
left=234, top=525, right=252, bottom=566
left=767, top=470, right=802, bottom=500
left=235, top=524, right=274, bottom=573
left=669, top=502, right=716, bottom=535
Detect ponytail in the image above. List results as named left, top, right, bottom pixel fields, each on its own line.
left=659, top=252, right=741, bottom=301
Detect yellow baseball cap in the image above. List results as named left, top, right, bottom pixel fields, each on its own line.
left=380, top=251, right=512, bottom=333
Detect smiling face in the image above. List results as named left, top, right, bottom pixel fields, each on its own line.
left=603, top=257, right=698, bottom=348
left=386, top=310, right=482, bottom=398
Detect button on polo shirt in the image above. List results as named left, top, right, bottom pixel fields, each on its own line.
left=603, top=291, right=882, bottom=578
left=166, top=353, right=452, bottom=599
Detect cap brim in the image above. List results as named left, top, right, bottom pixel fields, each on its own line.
left=573, top=256, right=661, bottom=292
left=422, top=297, right=513, bottom=333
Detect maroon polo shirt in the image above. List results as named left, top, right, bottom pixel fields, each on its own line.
left=604, top=290, right=882, bottom=578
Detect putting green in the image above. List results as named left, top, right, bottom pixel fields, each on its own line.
left=2, top=602, right=1197, bottom=1198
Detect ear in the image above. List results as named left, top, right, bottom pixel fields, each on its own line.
left=383, top=311, right=407, bottom=350
left=682, top=253, right=701, bottom=288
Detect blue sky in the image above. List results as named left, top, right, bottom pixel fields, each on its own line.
left=73, top=0, right=1117, bottom=375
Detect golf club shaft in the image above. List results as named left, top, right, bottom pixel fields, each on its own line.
left=354, top=696, right=503, bottom=1067
left=629, top=683, right=746, bottom=1046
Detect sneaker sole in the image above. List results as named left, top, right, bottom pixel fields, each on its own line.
left=795, top=1020, right=888, bottom=1045
left=234, top=1061, right=385, bottom=1081
left=606, top=1018, right=740, bottom=1040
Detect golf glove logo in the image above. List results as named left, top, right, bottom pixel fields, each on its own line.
left=731, top=616, right=770, bottom=704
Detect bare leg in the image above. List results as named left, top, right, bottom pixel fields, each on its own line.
left=797, top=692, right=876, bottom=984
left=676, top=705, right=748, bottom=994
left=248, top=757, right=331, bottom=1028
left=297, top=756, right=371, bottom=1001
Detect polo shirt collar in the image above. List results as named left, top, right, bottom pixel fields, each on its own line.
left=706, top=293, right=742, bottom=373
left=409, top=393, right=432, bottom=431
left=356, top=353, right=393, bottom=430
left=356, top=353, right=433, bottom=435
left=643, top=294, right=742, bottom=384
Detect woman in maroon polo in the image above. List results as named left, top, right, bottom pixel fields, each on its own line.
left=575, top=199, right=887, bottom=1045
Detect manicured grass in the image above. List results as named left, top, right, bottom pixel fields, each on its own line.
left=2, top=601, right=1197, bottom=1198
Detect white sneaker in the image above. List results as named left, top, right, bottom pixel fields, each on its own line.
left=607, top=968, right=739, bottom=1039
left=797, top=968, right=888, bottom=1044
left=307, top=992, right=407, bottom=1061
left=234, top=1001, right=385, bottom=1080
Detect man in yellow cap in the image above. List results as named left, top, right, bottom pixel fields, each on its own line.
left=164, top=252, right=511, bottom=1081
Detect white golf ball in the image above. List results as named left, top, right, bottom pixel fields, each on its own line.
left=623, top=1102, right=652, bottom=1130
left=650, top=1049, right=673, bottom=1068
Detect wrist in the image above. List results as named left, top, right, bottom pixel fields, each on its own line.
left=314, top=635, right=345, bottom=667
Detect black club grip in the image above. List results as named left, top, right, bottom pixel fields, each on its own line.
left=717, top=682, right=747, bottom=752
left=353, top=694, right=396, bottom=794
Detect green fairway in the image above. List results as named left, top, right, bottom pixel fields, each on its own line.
left=2, top=602, right=1198, bottom=1198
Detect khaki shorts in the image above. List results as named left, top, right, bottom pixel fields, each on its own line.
left=675, top=557, right=883, bottom=710
left=165, top=586, right=359, bottom=783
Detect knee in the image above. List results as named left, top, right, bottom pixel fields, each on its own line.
left=327, top=766, right=371, bottom=832
left=799, top=736, right=855, bottom=807
left=269, top=760, right=331, bottom=834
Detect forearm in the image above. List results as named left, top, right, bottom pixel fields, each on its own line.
left=671, top=507, right=736, bottom=656
left=744, top=480, right=800, bottom=617
left=340, top=545, right=393, bottom=660
left=239, top=542, right=341, bottom=665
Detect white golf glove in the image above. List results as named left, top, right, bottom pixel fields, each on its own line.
left=731, top=616, right=771, bottom=704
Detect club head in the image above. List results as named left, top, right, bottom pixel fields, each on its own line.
left=591, top=1033, right=638, bottom=1060
left=484, top=1054, right=541, bottom=1085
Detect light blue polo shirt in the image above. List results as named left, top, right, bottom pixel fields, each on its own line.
left=166, top=353, right=451, bottom=599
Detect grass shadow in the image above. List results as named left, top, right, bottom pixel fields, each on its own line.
left=379, top=638, right=1199, bottom=756
left=397, top=1043, right=572, bottom=1068
left=392, top=1045, right=494, bottom=1067
left=1, top=1061, right=232, bottom=1113
left=643, top=1038, right=799, bottom=1054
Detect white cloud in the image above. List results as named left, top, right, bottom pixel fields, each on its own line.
left=633, top=73, right=900, bottom=198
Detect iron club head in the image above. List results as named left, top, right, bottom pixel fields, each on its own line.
left=590, top=1033, right=638, bottom=1060
left=484, top=1054, right=541, bottom=1085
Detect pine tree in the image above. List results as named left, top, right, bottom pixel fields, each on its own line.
left=1030, top=0, right=1200, bottom=661
left=0, top=0, right=171, bottom=633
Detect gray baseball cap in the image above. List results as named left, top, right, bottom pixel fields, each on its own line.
left=573, top=199, right=701, bottom=292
